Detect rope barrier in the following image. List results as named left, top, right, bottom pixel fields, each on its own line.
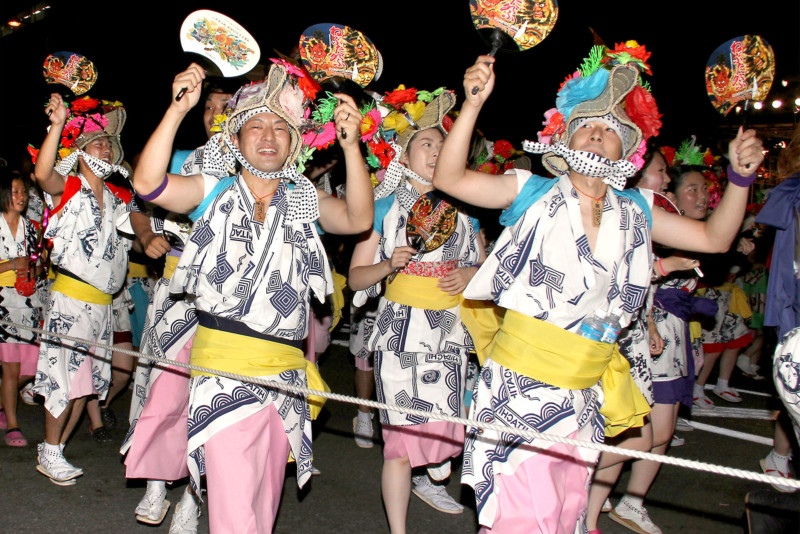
left=3, top=316, right=798, bottom=490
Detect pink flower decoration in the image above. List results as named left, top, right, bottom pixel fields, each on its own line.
left=303, top=122, right=336, bottom=149
left=630, top=140, right=648, bottom=170
left=270, top=58, right=304, bottom=78
left=360, top=108, right=381, bottom=142
left=375, top=169, right=386, bottom=183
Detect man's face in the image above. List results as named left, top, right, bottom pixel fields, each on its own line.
left=233, top=112, right=291, bottom=174
left=568, top=119, right=623, bottom=161
left=83, top=137, right=114, bottom=163
left=204, top=92, right=232, bottom=140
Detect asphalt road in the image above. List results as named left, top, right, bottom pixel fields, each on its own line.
left=0, top=332, right=795, bottom=533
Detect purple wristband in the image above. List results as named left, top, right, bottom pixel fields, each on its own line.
left=727, top=164, right=755, bottom=188
left=137, top=174, right=169, bottom=201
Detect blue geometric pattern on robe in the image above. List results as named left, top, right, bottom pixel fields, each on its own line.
left=187, top=379, right=262, bottom=438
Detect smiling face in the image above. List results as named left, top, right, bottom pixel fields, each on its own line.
left=82, top=136, right=114, bottom=163
left=674, top=171, right=710, bottom=220
left=402, top=128, right=444, bottom=182
left=204, top=92, right=232, bottom=140
left=233, top=112, right=291, bottom=174
left=7, top=178, right=28, bottom=215
left=568, top=119, right=623, bottom=161
left=638, top=151, right=670, bottom=193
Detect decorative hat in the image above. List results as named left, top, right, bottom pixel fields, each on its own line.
left=206, top=58, right=317, bottom=177
left=57, top=97, right=125, bottom=167
left=369, top=86, right=456, bottom=199
left=524, top=41, right=662, bottom=189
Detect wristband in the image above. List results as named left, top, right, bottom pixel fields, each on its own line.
left=656, top=258, right=669, bottom=277
left=137, top=174, right=169, bottom=201
left=727, top=164, right=756, bottom=188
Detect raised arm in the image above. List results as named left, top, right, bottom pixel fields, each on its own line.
left=133, top=64, right=207, bottom=214
left=34, top=93, right=69, bottom=196
left=652, top=128, right=764, bottom=253
left=433, top=56, right=518, bottom=210
left=317, top=94, right=374, bottom=234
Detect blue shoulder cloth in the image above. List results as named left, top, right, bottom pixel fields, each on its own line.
left=168, top=149, right=194, bottom=175
left=373, top=195, right=395, bottom=235
left=498, top=175, right=652, bottom=229
left=613, top=189, right=652, bottom=229
left=189, top=176, right=235, bottom=222
left=499, top=174, right=558, bottom=227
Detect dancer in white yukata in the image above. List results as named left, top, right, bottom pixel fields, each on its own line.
left=433, top=41, right=764, bottom=533
left=0, top=170, right=41, bottom=448
left=122, top=82, right=234, bottom=532
left=349, top=87, right=486, bottom=532
left=32, top=93, right=132, bottom=485
left=132, top=61, right=373, bottom=533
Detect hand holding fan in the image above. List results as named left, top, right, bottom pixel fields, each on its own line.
left=42, top=52, right=98, bottom=116
left=299, top=23, right=383, bottom=138
left=176, top=10, right=261, bottom=101
left=469, top=0, right=558, bottom=94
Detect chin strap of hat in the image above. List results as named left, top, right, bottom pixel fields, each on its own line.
left=55, top=149, right=129, bottom=180
left=522, top=140, right=637, bottom=191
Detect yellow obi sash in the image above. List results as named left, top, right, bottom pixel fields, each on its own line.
left=191, top=325, right=329, bottom=419
left=127, top=262, right=152, bottom=279
left=0, top=262, right=16, bottom=286
left=385, top=273, right=460, bottom=310
left=697, top=282, right=752, bottom=319
left=162, top=255, right=180, bottom=281
left=330, top=269, right=346, bottom=330
left=486, top=309, right=650, bottom=437
left=52, top=274, right=112, bottom=305
left=48, top=265, right=56, bottom=280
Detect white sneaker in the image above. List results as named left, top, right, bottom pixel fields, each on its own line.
left=674, top=418, right=693, bottom=432
left=19, top=382, right=37, bottom=405
left=353, top=414, right=374, bottom=448
left=759, top=451, right=797, bottom=493
left=670, top=434, right=685, bottom=447
left=169, top=497, right=200, bottom=534
left=427, top=459, right=452, bottom=481
left=135, top=483, right=170, bottom=525
left=609, top=497, right=662, bottom=534
left=411, top=474, right=464, bottom=514
left=36, top=442, right=83, bottom=486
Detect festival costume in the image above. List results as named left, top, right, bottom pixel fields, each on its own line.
left=121, top=151, right=202, bottom=478
left=0, top=215, right=40, bottom=376
left=458, top=42, right=661, bottom=532
left=357, top=178, right=481, bottom=465
left=32, top=173, right=131, bottom=417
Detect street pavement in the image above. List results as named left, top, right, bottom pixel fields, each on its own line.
left=0, top=330, right=794, bottom=533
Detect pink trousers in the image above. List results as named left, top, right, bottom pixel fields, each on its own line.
left=124, top=337, right=192, bottom=480
left=382, top=421, right=464, bottom=467
left=204, top=403, right=290, bottom=534
left=0, top=343, right=38, bottom=376
left=481, top=432, right=591, bottom=534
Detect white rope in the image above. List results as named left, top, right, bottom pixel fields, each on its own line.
left=5, top=317, right=798, bottom=490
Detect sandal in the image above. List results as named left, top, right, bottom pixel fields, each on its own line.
left=693, top=394, right=715, bottom=408
left=713, top=388, right=742, bottom=403
left=5, top=428, right=27, bottom=447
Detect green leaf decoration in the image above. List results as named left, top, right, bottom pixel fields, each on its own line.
left=578, top=45, right=606, bottom=78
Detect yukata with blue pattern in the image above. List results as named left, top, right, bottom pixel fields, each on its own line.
left=33, top=174, right=132, bottom=418
left=169, top=173, right=332, bottom=494
left=121, top=152, right=205, bottom=480
left=461, top=169, right=653, bottom=531
left=355, top=178, right=481, bottom=458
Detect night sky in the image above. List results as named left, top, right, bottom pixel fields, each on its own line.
left=1, top=1, right=798, bottom=172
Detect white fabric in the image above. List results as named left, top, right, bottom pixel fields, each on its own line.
left=46, top=175, right=131, bottom=293
left=0, top=216, right=40, bottom=344
left=55, top=150, right=129, bottom=180
left=522, top=141, right=637, bottom=191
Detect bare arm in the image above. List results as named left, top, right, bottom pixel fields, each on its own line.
left=317, top=94, right=374, bottom=234
left=349, top=230, right=416, bottom=291
left=34, top=93, right=68, bottom=196
left=433, top=56, right=518, bottom=209
left=132, top=64, right=207, bottom=214
left=652, top=128, right=764, bottom=253
left=130, top=211, right=171, bottom=259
